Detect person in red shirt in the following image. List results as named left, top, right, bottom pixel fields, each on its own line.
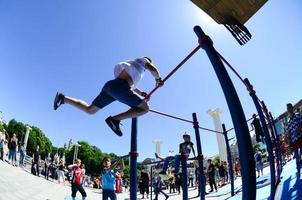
left=68, top=159, right=87, bottom=200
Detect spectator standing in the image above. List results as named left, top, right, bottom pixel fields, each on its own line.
left=8, top=133, right=18, bottom=166
left=254, top=149, right=263, bottom=178
left=140, top=168, right=150, bottom=199
left=207, top=159, right=217, bottom=193
left=286, top=103, right=302, bottom=172
left=169, top=176, right=176, bottom=193
left=19, top=142, right=26, bottom=168
left=68, top=159, right=87, bottom=200
left=0, top=130, right=6, bottom=161
left=32, top=145, right=40, bottom=176
left=123, top=179, right=129, bottom=192
left=218, top=161, right=225, bottom=186
left=188, top=171, right=194, bottom=188
left=58, top=159, right=66, bottom=185
left=44, top=153, right=52, bottom=180
left=175, top=173, right=182, bottom=194
left=234, top=159, right=240, bottom=178
left=101, top=157, right=121, bottom=200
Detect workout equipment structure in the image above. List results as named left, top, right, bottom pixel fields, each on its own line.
left=125, top=25, right=282, bottom=200
left=191, top=0, right=268, bottom=45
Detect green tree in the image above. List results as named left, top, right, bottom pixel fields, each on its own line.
left=213, top=155, right=220, bottom=166
left=7, top=119, right=26, bottom=140
left=0, top=123, right=5, bottom=131
left=26, top=126, right=53, bottom=158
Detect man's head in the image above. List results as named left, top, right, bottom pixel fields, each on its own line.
left=183, top=132, right=191, bottom=142
left=103, top=156, right=111, bottom=168
left=143, top=56, right=152, bottom=64
left=207, top=159, right=212, bottom=164
left=252, top=113, right=257, bottom=118
left=75, top=158, right=81, bottom=166
left=36, top=145, right=39, bottom=150
left=287, top=103, right=294, bottom=116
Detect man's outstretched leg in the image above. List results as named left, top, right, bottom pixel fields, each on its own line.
left=54, top=92, right=100, bottom=114
left=112, top=101, right=149, bottom=120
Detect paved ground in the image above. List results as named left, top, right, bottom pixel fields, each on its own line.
left=0, top=159, right=274, bottom=200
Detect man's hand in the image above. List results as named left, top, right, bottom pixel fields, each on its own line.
left=141, top=92, right=148, bottom=97
left=141, top=92, right=151, bottom=101
left=155, top=77, right=164, bottom=87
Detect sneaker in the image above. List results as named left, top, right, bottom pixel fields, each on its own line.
left=105, top=116, right=123, bottom=136
left=53, top=92, right=65, bottom=110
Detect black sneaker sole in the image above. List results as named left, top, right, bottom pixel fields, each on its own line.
left=105, top=117, right=123, bottom=136
left=53, top=92, right=64, bottom=110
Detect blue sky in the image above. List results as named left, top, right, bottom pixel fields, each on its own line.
left=0, top=1, right=301, bottom=161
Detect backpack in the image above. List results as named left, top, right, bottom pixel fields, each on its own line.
left=72, top=167, right=83, bottom=185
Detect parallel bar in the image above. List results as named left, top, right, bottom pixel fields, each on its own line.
left=226, top=116, right=255, bottom=132
left=244, top=78, right=275, bottom=199
left=149, top=109, right=193, bottom=123
left=194, top=26, right=256, bottom=200
left=111, top=154, right=129, bottom=162
left=130, top=118, right=138, bottom=200
left=150, top=109, right=223, bottom=134
left=192, top=113, right=205, bottom=200
left=222, top=124, right=235, bottom=196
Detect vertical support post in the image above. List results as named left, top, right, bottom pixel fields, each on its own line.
left=269, top=111, right=283, bottom=172
left=192, top=113, right=205, bottom=200
left=244, top=78, right=275, bottom=199
left=262, top=102, right=282, bottom=182
left=24, top=126, right=31, bottom=151
left=222, top=124, right=235, bottom=196
left=181, top=153, right=188, bottom=200
left=130, top=118, right=138, bottom=200
left=150, top=166, right=153, bottom=200
left=194, top=26, right=256, bottom=200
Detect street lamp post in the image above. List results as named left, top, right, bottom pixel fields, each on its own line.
left=73, top=143, right=81, bottom=163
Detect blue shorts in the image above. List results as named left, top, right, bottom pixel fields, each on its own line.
left=92, top=78, right=143, bottom=109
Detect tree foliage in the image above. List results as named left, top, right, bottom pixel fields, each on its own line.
left=7, top=119, right=26, bottom=140
left=4, top=119, right=129, bottom=176
left=213, top=155, right=220, bottom=166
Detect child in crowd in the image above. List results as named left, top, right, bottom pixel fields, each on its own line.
left=68, top=159, right=87, bottom=200
left=160, top=132, right=196, bottom=174
left=102, top=157, right=121, bottom=200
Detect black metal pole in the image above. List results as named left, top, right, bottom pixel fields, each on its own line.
left=130, top=118, right=138, bottom=200
left=222, top=124, right=235, bottom=196
left=192, top=113, right=205, bottom=200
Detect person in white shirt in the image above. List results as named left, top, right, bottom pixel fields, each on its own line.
left=53, top=57, right=162, bottom=136
left=0, top=130, right=6, bottom=161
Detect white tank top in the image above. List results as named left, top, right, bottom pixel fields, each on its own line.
left=114, top=58, right=147, bottom=88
